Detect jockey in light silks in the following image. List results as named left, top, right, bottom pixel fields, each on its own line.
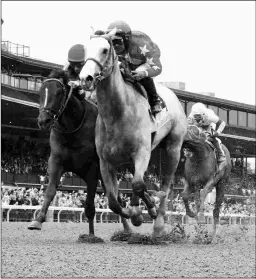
left=187, top=102, right=227, bottom=168
left=106, top=20, right=163, bottom=114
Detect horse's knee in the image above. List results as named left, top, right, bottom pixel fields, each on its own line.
left=132, top=181, right=146, bottom=198
left=45, top=185, right=57, bottom=196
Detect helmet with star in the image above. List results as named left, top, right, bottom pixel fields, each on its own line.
left=107, top=20, right=132, bottom=41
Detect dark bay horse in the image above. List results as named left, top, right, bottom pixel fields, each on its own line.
left=27, top=69, right=101, bottom=237
left=79, top=29, right=188, bottom=237
left=180, top=125, right=231, bottom=239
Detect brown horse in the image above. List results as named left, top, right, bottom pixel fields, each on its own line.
left=180, top=125, right=231, bottom=239
left=79, top=29, right=187, bottom=237
left=27, top=69, right=101, bottom=238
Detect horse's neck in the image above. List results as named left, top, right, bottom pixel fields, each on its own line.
left=59, top=96, right=84, bottom=130
left=96, top=64, right=128, bottom=124
left=193, top=144, right=207, bottom=161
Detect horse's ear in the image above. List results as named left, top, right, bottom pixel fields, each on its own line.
left=104, top=27, right=117, bottom=40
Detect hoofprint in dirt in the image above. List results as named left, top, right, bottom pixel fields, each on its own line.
left=1, top=222, right=255, bottom=278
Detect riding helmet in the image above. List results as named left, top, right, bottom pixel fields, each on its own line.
left=191, top=102, right=207, bottom=115
left=68, top=44, right=86, bottom=63
left=107, top=20, right=131, bottom=50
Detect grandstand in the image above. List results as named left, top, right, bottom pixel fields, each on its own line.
left=1, top=40, right=256, bottom=194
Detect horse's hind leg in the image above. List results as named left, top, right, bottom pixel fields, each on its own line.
left=28, top=155, right=64, bottom=230
left=154, top=135, right=183, bottom=237
left=99, top=158, right=131, bottom=232
left=212, top=181, right=225, bottom=241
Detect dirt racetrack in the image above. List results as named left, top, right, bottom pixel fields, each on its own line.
left=1, top=222, right=255, bottom=278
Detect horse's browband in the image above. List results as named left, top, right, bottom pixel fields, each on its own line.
left=43, top=78, right=65, bottom=87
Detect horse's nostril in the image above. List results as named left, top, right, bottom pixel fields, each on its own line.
left=86, top=75, right=94, bottom=82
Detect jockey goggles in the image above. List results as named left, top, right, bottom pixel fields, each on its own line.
left=70, top=61, right=85, bottom=68
left=194, top=114, right=203, bottom=122
left=112, top=37, right=124, bottom=46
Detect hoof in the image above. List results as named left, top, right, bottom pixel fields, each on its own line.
left=131, top=214, right=144, bottom=227
left=129, top=206, right=142, bottom=217
left=121, top=208, right=131, bottom=219
left=197, top=212, right=206, bottom=224
left=148, top=207, right=157, bottom=219
left=27, top=220, right=42, bottom=230
left=153, top=226, right=165, bottom=238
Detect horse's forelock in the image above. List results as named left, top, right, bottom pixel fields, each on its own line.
left=47, top=69, right=68, bottom=84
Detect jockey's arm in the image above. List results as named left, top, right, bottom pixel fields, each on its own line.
left=63, top=63, right=80, bottom=88
left=208, top=110, right=226, bottom=135
left=144, top=45, right=162, bottom=78
left=187, top=113, right=196, bottom=125
left=215, top=119, right=226, bottom=135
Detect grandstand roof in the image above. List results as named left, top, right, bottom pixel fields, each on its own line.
left=1, top=49, right=62, bottom=74
left=171, top=88, right=256, bottom=114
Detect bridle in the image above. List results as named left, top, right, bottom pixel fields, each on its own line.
left=83, top=36, right=118, bottom=90
left=39, top=78, right=86, bottom=134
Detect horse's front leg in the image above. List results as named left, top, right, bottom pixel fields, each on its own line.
left=83, top=161, right=99, bottom=236
left=99, top=158, right=131, bottom=232
left=197, top=178, right=215, bottom=224
left=28, top=155, right=64, bottom=230
left=212, top=181, right=225, bottom=242
left=132, top=148, right=157, bottom=222
left=154, top=138, right=183, bottom=237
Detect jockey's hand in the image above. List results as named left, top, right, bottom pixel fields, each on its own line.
left=68, top=80, right=80, bottom=88
left=211, top=130, right=219, bottom=137
left=131, top=71, right=147, bottom=81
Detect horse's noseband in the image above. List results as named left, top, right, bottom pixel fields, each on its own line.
left=83, top=37, right=118, bottom=89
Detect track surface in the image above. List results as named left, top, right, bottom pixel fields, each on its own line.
left=1, top=222, right=255, bottom=278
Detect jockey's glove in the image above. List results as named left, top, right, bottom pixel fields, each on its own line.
left=212, top=130, right=220, bottom=137
left=131, top=70, right=147, bottom=81
left=68, top=80, right=80, bottom=88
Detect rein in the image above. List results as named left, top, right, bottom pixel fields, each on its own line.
left=84, top=38, right=118, bottom=89
left=40, top=78, right=86, bottom=134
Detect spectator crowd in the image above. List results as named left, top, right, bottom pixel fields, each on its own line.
left=1, top=137, right=49, bottom=175
left=2, top=185, right=255, bottom=217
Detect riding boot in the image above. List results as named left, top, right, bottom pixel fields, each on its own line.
left=212, top=137, right=226, bottom=167
left=139, top=77, right=162, bottom=113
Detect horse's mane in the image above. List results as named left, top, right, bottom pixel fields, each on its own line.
left=183, top=139, right=205, bottom=152
left=47, top=69, right=82, bottom=99
left=47, top=69, right=69, bottom=84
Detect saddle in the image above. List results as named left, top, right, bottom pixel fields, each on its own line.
left=120, top=69, right=166, bottom=114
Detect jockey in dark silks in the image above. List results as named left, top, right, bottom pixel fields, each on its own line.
left=63, top=44, right=86, bottom=95
left=187, top=102, right=227, bottom=169
left=106, top=20, right=163, bottom=114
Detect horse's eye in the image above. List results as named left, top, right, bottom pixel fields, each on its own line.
left=102, top=48, right=108, bottom=55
